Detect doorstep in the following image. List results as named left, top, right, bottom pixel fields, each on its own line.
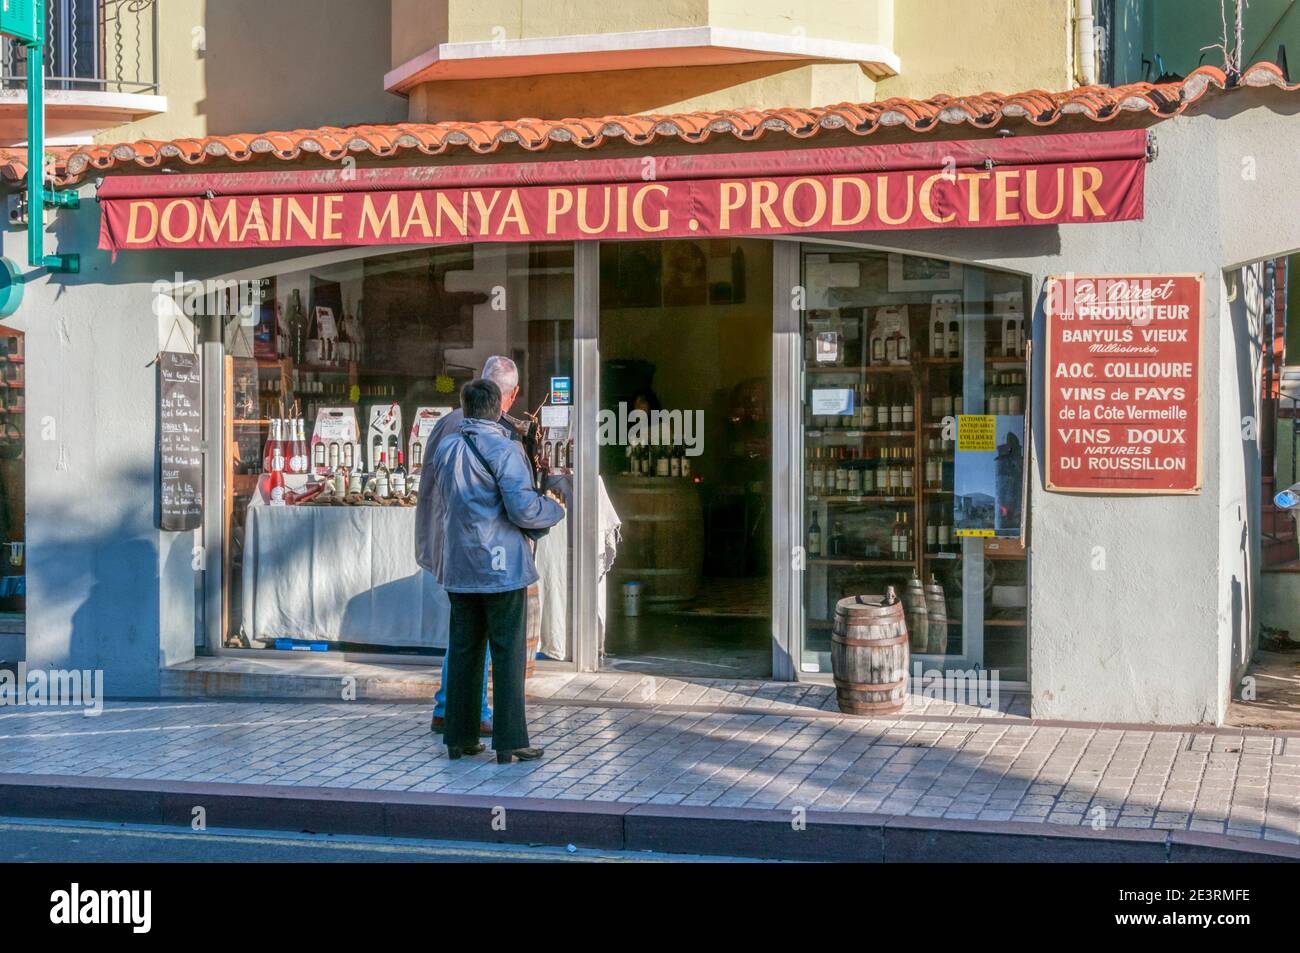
left=165, top=655, right=1032, bottom=723
left=162, top=655, right=444, bottom=701
left=162, top=654, right=585, bottom=703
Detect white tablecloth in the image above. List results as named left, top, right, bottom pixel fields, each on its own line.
left=240, top=505, right=449, bottom=647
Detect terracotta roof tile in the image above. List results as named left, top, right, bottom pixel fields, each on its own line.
left=2, top=62, right=1295, bottom=187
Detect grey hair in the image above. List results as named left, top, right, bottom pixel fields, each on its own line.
left=481, top=355, right=519, bottom=394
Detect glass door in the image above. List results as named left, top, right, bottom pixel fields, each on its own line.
left=797, top=245, right=1029, bottom=681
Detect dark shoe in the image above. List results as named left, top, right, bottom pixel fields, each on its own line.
left=496, top=747, right=544, bottom=764
left=480, top=720, right=493, bottom=736
left=447, top=743, right=486, bottom=759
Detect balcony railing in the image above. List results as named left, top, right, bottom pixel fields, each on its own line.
left=1, top=0, right=158, bottom=95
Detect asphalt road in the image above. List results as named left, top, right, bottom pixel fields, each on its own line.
left=0, top=817, right=775, bottom=863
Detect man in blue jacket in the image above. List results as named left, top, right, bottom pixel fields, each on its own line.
left=424, top=378, right=565, bottom=762
left=417, top=356, right=522, bottom=735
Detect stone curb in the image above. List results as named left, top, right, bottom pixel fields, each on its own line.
left=1, top=773, right=1295, bottom=862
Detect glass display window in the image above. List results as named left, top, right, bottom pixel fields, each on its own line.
left=799, top=247, right=1029, bottom=681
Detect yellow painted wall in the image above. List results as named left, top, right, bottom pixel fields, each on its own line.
left=397, top=0, right=1077, bottom=121
left=391, top=0, right=893, bottom=67
left=100, top=0, right=406, bottom=144
left=879, top=0, right=1074, bottom=99
left=391, top=0, right=448, bottom=71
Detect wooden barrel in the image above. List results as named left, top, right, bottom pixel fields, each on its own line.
left=924, top=577, right=949, bottom=655
left=525, top=582, right=540, bottom=680
left=903, top=576, right=929, bottom=653
left=831, top=592, right=910, bottom=715
left=608, top=475, right=703, bottom=607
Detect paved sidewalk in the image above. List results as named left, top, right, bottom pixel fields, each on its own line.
left=1, top=680, right=1297, bottom=845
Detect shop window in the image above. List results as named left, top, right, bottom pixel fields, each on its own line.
left=220, top=243, right=574, bottom=659
left=799, top=247, right=1029, bottom=682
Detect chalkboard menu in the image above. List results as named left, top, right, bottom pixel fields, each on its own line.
left=158, top=350, right=204, bottom=530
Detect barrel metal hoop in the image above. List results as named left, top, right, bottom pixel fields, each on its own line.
left=831, top=633, right=909, bottom=648
left=837, top=679, right=907, bottom=692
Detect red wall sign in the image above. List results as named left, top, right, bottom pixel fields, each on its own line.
left=1045, top=274, right=1203, bottom=494
left=96, top=132, right=1148, bottom=253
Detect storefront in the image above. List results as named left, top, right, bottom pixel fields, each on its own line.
left=8, top=64, right=1299, bottom=723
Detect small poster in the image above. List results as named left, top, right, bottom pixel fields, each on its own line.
left=954, top=415, right=1024, bottom=538
left=811, top=387, right=854, bottom=416
left=550, top=376, right=572, bottom=405
left=814, top=331, right=840, bottom=363
left=541, top=405, right=571, bottom=429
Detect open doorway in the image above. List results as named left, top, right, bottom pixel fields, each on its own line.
left=598, top=239, right=773, bottom=678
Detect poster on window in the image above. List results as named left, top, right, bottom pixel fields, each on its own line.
left=954, top=415, right=1025, bottom=537
left=1045, top=273, right=1202, bottom=494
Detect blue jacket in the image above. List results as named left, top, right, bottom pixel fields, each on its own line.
left=416, top=417, right=564, bottom=593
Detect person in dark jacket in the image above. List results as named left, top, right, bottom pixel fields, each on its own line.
left=416, top=356, right=522, bottom=735
left=425, top=378, right=564, bottom=762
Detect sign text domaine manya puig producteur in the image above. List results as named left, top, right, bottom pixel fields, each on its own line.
left=99, top=156, right=1145, bottom=252
left=1045, top=274, right=1203, bottom=494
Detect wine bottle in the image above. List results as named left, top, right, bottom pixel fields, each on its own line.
left=268, top=466, right=286, bottom=506
left=808, top=510, right=822, bottom=557
left=262, top=419, right=280, bottom=473
left=375, top=452, right=390, bottom=498
left=392, top=451, right=408, bottom=497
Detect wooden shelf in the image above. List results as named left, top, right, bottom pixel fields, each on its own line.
left=809, top=557, right=915, bottom=567
left=805, top=429, right=915, bottom=438
left=807, top=495, right=915, bottom=504
left=807, top=364, right=914, bottom=374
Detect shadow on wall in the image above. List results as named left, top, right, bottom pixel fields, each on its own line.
left=27, top=464, right=163, bottom=694
left=196, top=0, right=407, bottom=136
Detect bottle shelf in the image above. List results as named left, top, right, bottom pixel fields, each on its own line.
left=806, top=495, right=915, bottom=504
left=809, top=557, right=916, bottom=567
left=805, top=429, right=915, bottom=438
left=807, top=364, right=914, bottom=374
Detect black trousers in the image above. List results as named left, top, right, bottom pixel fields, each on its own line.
left=445, top=588, right=529, bottom=751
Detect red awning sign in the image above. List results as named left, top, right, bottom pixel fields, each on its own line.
left=97, top=130, right=1148, bottom=252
